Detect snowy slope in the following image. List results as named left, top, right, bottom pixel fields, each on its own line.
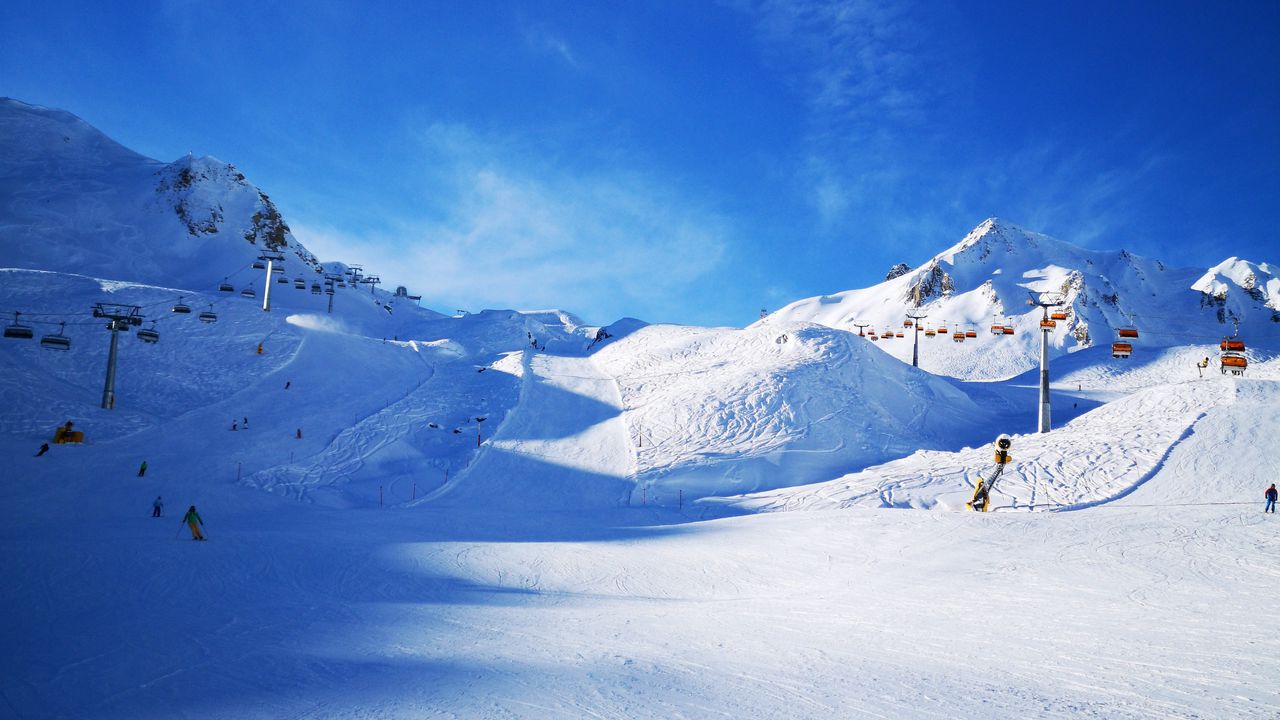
left=592, top=321, right=996, bottom=502
left=768, top=218, right=1280, bottom=379
left=2, top=356, right=1278, bottom=719
left=3, top=99, right=1280, bottom=719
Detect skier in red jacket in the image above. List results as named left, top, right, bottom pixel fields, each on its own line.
left=1266, top=484, right=1277, bottom=514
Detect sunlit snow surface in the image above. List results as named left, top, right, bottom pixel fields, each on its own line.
left=2, top=267, right=1279, bottom=719
left=4, top=97, right=1279, bottom=717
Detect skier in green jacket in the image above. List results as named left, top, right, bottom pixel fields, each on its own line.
left=183, top=505, right=205, bottom=541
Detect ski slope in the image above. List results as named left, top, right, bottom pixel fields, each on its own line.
left=5, top=96, right=1280, bottom=719
left=3, top=265, right=1280, bottom=718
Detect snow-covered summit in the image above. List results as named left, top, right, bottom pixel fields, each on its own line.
left=0, top=98, right=317, bottom=289
left=1192, top=257, right=1280, bottom=314
left=768, top=218, right=1278, bottom=380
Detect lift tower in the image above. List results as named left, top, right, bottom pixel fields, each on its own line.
left=1028, top=292, right=1066, bottom=433
left=906, top=313, right=928, bottom=368
left=258, top=252, right=286, bottom=312
left=93, top=303, right=142, bottom=409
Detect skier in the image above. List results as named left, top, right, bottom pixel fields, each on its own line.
left=34, top=443, right=49, bottom=457
left=232, top=421, right=238, bottom=431
left=137, top=460, right=148, bottom=477
left=243, top=417, right=249, bottom=429
left=1266, top=484, right=1277, bottom=514
left=152, top=496, right=163, bottom=518
left=183, top=505, right=206, bottom=540
left=284, top=380, right=291, bottom=390
left=295, top=428, right=302, bottom=440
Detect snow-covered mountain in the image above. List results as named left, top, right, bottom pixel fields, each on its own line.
left=0, top=98, right=322, bottom=290
left=4, top=99, right=1280, bottom=719
left=767, top=218, right=1279, bottom=379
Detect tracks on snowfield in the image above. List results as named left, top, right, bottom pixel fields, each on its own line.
left=727, top=377, right=1255, bottom=513
left=422, top=349, right=636, bottom=511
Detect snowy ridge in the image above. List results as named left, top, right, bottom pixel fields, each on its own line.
left=767, top=218, right=1279, bottom=380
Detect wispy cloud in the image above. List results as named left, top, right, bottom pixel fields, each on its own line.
left=291, top=124, right=729, bottom=323
left=522, top=22, right=579, bottom=68
left=734, top=0, right=1169, bottom=260
left=736, top=0, right=964, bottom=233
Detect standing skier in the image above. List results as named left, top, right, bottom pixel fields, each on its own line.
left=1266, top=484, right=1277, bottom=514
left=137, top=460, right=148, bottom=477
left=152, top=496, right=164, bottom=517
left=34, top=443, right=49, bottom=457
left=183, top=505, right=206, bottom=540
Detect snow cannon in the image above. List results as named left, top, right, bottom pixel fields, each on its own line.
left=993, top=435, right=1012, bottom=465
left=52, top=421, right=84, bottom=444
left=969, top=435, right=1013, bottom=512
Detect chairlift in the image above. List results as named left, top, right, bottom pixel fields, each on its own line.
left=903, top=319, right=914, bottom=328
left=272, top=265, right=285, bottom=273
left=925, top=328, right=936, bottom=338
left=1221, top=353, right=1247, bottom=375
left=937, top=326, right=949, bottom=334
left=1111, top=342, right=1133, bottom=359
left=172, top=297, right=191, bottom=314
left=990, top=324, right=1005, bottom=335
left=952, top=332, right=965, bottom=343
left=252, top=260, right=266, bottom=270
left=1050, top=311, right=1068, bottom=321
left=199, top=306, right=217, bottom=323
left=895, top=331, right=904, bottom=338
left=277, top=275, right=289, bottom=284
left=219, top=279, right=234, bottom=292
left=137, top=323, right=160, bottom=344
left=311, top=283, right=322, bottom=295
left=1040, top=319, right=1057, bottom=329
left=3, top=312, right=34, bottom=340
left=240, top=287, right=257, bottom=298
left=1117, top=328, right=1139, bottom=339
left=964, top=329, right=977, bottom=338
left=337, top=281, right=347, bottom=288
left=40, top=322, right=71, bottom=351
left=1002, top=326, right=1015, bottom=335
left=1221, top=339, right=1245, bottom=352
left=295, top=278, right=306, bottom=289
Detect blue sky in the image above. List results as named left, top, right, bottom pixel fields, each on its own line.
left=3, top=0, right=1277, bottom=326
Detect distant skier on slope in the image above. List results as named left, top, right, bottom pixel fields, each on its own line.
left=34, top=443, right=49, bottom=457
left=137, top=460, right=147, bottom=477
left=1266, top=484, right=1277, bottom=514
left=152, top=496, right=163, bottom=518
left=183, top=505, right=206, bottom=541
